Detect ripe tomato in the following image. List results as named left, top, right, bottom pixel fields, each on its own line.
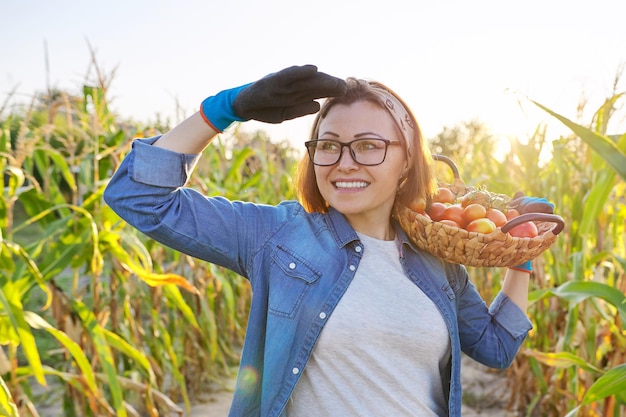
left=427, top=202, right=448, bottom=221
left=440, top=219, right=461, bottom=228
left=466, top=218, right=497, bottom=234
left=407, top=196, right=427, bottom=213
left=463, top=203, right=487, bottom=225
left=506, top=208, right=520, bottom=220
left=434, top=187, right=455, bottom=204
left=442, top=204, right=465, bottom=226
left=508, top=221, right=538, bottom=238
left=485, top=208, right=507, bottom=227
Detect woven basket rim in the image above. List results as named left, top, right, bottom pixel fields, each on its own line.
left=395, top=205, right=562, bottom=267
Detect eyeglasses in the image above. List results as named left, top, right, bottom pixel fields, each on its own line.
left=305, top=138, right=401, bottom=166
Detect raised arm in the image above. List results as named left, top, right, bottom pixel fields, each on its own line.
left=153, top=64, right=347, bottom=154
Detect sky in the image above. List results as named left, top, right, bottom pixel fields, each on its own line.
left=1, top=0, right=625, bottom=153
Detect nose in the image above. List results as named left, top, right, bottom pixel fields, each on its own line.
left=336, top=146, right=358, bottom=170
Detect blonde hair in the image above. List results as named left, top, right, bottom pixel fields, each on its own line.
left=296, top=77, right=436, bottom=213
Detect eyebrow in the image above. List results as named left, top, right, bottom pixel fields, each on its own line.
left=318, top=131, right=384, bottom=138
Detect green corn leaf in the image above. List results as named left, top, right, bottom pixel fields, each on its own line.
left=581, top=363, right=626, bottom=405
left=102, top=329, right=157, bottom=385
left=224, top=147, right=256, bottom=186
left=44, top=148, right=77, bottom=193
left=39, top=366, right=115, bottom=415
left=0, top=375, right=19, bottom=417
left=553, top=281, right=626, bottom=327
left=0, top=316, right=19, bottom=345
left=562, top=307, right=579, bottom=352
left=157, top=317, right=190, bottom=413
left=24, top=311, right=99, bottom=396
left=101, top=227, right=154, bottom=272
left=2, top=166, right=25, bottom=199
left=11, top=203, right=101, bottom=279
left=163, top=285, right=200, bottom=331
left=531, top=100, right=626, bottom=181
left=0, top=284, right=45, bottom=385
left=523, top=349, right=602, bottom=374
left=564, top=405, right=581, bottom=417
left=72, top=300, right=126, bottom=417
left=579, top=169, right=615, bottom=236
left=2, top=240, right=51, bottom=309
left=531, top=281, right=626, bottom=329
left=212, top=266, right=236, bottom=324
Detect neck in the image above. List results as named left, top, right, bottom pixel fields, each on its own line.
left=348, top=216, right=395, bottom=241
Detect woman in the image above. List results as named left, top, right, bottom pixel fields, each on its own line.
left=104, top=65, right=535, bottom=416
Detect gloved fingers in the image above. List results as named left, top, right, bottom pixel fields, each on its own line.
left=284, top=70, right=347, bottom=99
left=509, top=194, right=555, bottom=214
left=249, top=102, right=322, bottom=124
left=261, top=65, right=320, bottom=84
left=281, top=101, right=322, bottom=121
left=512, top=191, right=524, bottom=200
left=233, top=65, right=346, bottom=123
left=253, top=66, right=346, bottom=101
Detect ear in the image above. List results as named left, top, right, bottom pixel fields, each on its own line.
left=397, top=168, right=409, bottom=190
left=401, top=163, right=410, bottom=179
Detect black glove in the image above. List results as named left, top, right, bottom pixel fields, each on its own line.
left=233, top=64, right=347, bottom=123
left=509, top=191, right=555, bottom=214
left=200, top=65, right=346, bottom=131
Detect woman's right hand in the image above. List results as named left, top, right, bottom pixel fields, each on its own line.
left=201, top=64, right=347, bottom=131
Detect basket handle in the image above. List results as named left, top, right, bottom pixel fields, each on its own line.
left=433, top=154, right=461, bottom=179
left=501, top=213, right=565, bottom=235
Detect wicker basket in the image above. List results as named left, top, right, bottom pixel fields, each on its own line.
left=395, top=155, right=565, bottom=267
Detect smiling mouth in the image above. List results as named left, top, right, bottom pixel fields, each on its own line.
left=334, top=181, right=370, bottom=189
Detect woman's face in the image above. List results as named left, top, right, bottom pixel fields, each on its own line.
left=314, top=100, right=407, bottom=233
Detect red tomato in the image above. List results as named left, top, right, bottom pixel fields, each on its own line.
left=509, top=221, right=538, bottom=238
left=463, top=203, right=487, bottom=225
left=434, top=187, right=455, bottom=204
left=466, top=218, right=497, bottom=234
left=440, top=219, right=461, bottom=228
left=407, top=196, right=427, bottom=213
left=485, top=208, right=508, bottom=227
left=427, top=202, right=448, bottom=221
left=442, top=204, right=465, bottom=226
left=506, top=208, right=520, bottom=220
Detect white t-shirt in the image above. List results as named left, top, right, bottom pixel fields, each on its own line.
left=287, top=233, right=451, bottom=416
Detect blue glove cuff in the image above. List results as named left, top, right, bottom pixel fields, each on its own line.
left=199, top=83, right=252, bottom=132
left=510, top=260, right=532, bottom=273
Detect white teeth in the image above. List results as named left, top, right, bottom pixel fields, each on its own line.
left=334, top=181, right=369, bottom=189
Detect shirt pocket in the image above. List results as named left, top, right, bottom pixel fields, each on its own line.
left=269, top=246, right=322, bottom=318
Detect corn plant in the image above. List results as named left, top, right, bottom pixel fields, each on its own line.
left=489, top=92, right=625, bottom=416
left=427, top=83, right=625, bottom=416
left=1, top=60, right=297, bottom=415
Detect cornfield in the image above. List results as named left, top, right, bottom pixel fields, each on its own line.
left=1, top=63, right=625, bottom=416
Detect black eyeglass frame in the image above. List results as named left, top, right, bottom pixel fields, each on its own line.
left=304, top=138, right=402, bottom=167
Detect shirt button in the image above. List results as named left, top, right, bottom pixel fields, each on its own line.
left=355, top=245, right=362, bottom=253
left=349, top=265, right=356, bottom=271
left=292, top=367, right=300, bottom=375
left=289, top=262, right=296, bottom=270
left=319, top=312, right=327, bottom=319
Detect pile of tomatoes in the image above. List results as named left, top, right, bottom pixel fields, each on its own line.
left=407, top=187, right=539, bottom=238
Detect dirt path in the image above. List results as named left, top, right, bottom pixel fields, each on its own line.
left=33, top=354, right=515, bottom=416
left=185, top=355, right=518, bottom=416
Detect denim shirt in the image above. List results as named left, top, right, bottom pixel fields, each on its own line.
left=103, top=137, right=533, bottom=417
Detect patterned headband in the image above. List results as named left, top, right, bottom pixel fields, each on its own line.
left=370, top=86, right=414, bottom=162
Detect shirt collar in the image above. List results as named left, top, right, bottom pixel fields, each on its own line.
left=325, top=208, right=360, bottom=248
left=325, top=209, right=419, bottom=254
